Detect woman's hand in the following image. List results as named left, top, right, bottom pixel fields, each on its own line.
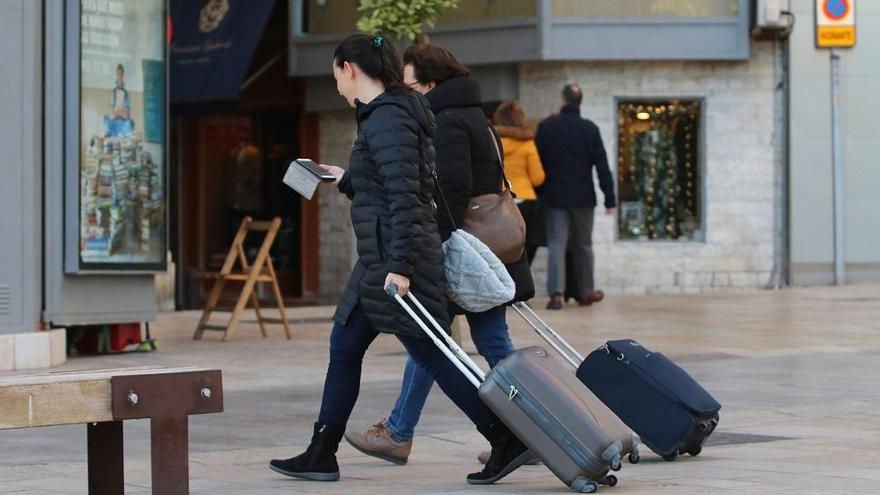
left=319, top=164, right=346, bottom=185
left=384, top=272, right=411, bottom=297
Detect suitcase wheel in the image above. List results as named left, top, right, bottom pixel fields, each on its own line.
left=688, top=445, right=703, bottom=457
left=599, top=474, right=618, bottom=487
left=662, top=452, right=678, bottom=462
left=571, top=478, right=599, bottom=493
left=610, top=457, right=622, bottom=471
left=628, top=452, right=640, bottom=464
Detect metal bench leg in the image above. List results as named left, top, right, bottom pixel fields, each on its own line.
left=111, top=371, right=222, bottom=495
left=151, top=415, right=190, bottom=495
left=88, top=421, right=124, bottom=495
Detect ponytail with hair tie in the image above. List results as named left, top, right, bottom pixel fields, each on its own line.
left=333, top=33, right=407, bottom=94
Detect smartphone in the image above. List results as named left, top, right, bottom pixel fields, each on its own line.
left=295, top=158, right=336, bottom=181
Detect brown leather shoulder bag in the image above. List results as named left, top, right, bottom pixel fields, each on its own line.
left=461, top=127, right=526, bottom=264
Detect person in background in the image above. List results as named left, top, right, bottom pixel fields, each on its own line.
left=535, top=84, right=616, bottom=310
left=268, top=33, right=529, bottom=486
left=492, top=101, right=545, bottom=265
left=344, top=41, right=533, bottom=469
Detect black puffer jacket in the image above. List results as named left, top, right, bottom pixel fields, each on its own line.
left=333, top=91, right=449, bottom=337
left=428, top=77, right=534, bottom=312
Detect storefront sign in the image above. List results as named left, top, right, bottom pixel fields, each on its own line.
left=816, top=0, right=856, bottom=48
left=170, top=0, right=275, bottom=102
left=73, top=0, right=167, bottom=272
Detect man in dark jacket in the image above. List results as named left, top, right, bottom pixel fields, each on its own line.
left=535, top=84, right=616, bottom=310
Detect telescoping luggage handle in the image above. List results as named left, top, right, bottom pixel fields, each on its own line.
left=511, top=302, right=585, bottom=370
left=385, top=284, right=487, bottom=389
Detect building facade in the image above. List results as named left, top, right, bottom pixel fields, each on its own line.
left=788, top=0, right=880, bottom=284
left=519, top=46, right=784, bottom=294
left=1, top=0, right=878, bottom=369
left=289, top=0, right=815, bottom=297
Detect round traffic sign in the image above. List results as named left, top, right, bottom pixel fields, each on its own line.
left=823, top=0, right=850, bottom=20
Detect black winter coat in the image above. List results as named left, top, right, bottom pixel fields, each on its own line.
left=535, top=105, right=616, bottom=209
left=427, top=77, right=503, bottom=239
left=333, top=91, right=449, bottom=338
left=427, top=77, right=534, bottom=312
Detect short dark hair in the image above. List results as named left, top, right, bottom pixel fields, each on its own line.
left=403, top=42, right=470, bottom=86
left=116, top=64, right=124, bottom=74
left=333, top=34, right=407, bottom=93
left=562, top=83, right=582, bottom=106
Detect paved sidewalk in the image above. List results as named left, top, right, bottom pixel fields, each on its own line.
left=2, top=284, right=879, bottom=494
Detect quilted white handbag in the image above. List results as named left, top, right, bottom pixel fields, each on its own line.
left=442, top=229, right=515, bottom=312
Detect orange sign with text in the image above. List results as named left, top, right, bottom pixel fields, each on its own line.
left=816, top=0, right=856, bottom=48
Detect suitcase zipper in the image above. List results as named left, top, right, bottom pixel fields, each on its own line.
left=508, top=384, right=519, bottom=400
left=491, top=366, right=607, bottom=474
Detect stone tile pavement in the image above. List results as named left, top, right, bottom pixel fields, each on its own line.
left=2, top=284, right=879, bottom=494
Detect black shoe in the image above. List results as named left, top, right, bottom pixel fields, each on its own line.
left=269, top=422, right=344, bottom=481
left=546, top=293, right=563, bottom=310
left=467, top=422, right=531, bottom=485
left=478, top=450, right=542, bottom=465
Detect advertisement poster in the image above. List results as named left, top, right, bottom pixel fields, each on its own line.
left=78, top=0, right=166, bottom=271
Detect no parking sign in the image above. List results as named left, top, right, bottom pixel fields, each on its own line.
left=816, top=0, right=856, bottom=48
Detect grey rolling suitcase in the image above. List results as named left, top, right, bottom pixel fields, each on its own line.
left=511, top=302, right=643, bottom=466
left=387, top=286, right=631, bottom=493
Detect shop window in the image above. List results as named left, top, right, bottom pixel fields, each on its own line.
left=616, top=100, right=702, bottom=241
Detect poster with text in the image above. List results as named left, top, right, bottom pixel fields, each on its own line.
left=78, top=0, right=166, bottom=271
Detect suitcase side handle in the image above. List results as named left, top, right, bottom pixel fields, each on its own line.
left=511, top=302, right=585, bottom=369
left=385, top=284, right=486, bottom=388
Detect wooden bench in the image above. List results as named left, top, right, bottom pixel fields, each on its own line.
left=0, top=366, right=224, bottom=494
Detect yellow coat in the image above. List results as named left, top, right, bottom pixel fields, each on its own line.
left=497, top=125, right=545, bottom=201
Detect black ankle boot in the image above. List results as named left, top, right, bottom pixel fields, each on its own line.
left=467, top=421, right=531, bottom=485
left=269, top=422, right=345, bottom=481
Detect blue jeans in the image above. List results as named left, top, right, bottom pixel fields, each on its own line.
left=317, top=305, right=495, bottom=430
left=384, top=305, right=514, bottom=442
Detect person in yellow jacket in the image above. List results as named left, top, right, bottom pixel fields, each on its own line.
left=493, top=101, right=545, bottom=263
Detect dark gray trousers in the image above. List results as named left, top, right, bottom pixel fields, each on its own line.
left=546, top=206, right=595, bottom=297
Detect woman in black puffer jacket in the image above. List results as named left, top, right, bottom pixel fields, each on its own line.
left=344, top=42, right=534, bottom=468
left=268, top=34, right=528, bottom=486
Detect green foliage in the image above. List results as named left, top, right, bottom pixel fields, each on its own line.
left=357, top=0, right=460, bottom=40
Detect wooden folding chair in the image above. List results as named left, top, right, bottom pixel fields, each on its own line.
left=194, top=217, right=292, bottom=342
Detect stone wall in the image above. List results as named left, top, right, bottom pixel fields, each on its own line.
left=317, top=111, right=357, bottom=303
left=519, top=42, right=783, bottom=295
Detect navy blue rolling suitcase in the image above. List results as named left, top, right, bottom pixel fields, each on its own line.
left=577, top=339, right=721, bottom=461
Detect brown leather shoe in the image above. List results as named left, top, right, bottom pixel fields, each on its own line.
left=344, top=420, right=412, bottom=465
left=578, top=290, right=605, bottom=306
left=546, top=293, right=563, bottom=310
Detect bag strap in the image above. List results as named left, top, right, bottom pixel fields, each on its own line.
left=431, top=168, right=458, bottom=231
left=416, top=126, right=513, bottom=232
left=487, top=126, right=513, bottom=193
left=415, top=128, right=459, bottom=231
